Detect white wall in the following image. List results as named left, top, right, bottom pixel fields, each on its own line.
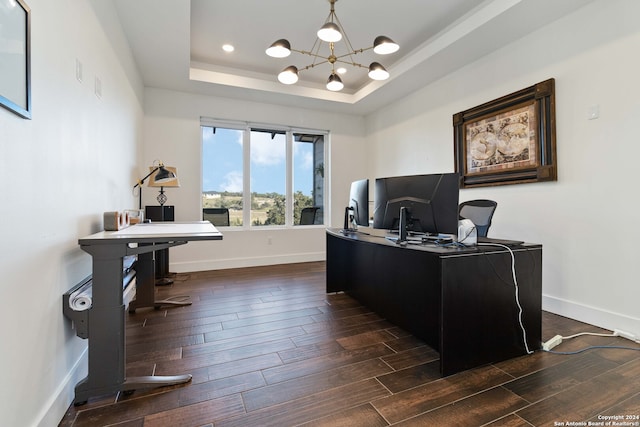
left=364, top=0, right=640, bottom=336
left=0, top=1, right=143, bottom=425
left=142, top=88, right=367, bottom=271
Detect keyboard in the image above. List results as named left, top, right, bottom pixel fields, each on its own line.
left=477, top=237, right=524, bottom=246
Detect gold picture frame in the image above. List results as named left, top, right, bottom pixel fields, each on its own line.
left=453, top=79, right=556, bottom=188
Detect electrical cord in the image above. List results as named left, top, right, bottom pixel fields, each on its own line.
left=562, top=331, right=616, bottom=340
left=478, top=242, right=533, bottom=355
left=543, top=330, right=640, bottom=353
left=435, top=240, right=466, bottom=248
left=480, top=248, right=518, bottom=288
left=547, top=345, right=640, bottom=355
left=380, top=231, right=638, bottom=357
left=432, top=224, right=476, bottom=248
left=396, top=230, right=534, bottom=354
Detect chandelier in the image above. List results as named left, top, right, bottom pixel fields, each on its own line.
left=265, top=0, right=399, bottom=92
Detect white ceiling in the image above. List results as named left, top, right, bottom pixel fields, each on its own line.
left=113, top=0, right=594, bottom=115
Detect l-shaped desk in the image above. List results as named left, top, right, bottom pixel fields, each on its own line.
left=72, top=222, right=222, bottom=405
left=326, top=228, right=542, bottom=376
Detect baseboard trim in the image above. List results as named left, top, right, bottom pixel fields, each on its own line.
left=542, top=294, right=640, bottom=337
left=171, top=252, right=326, bottom=273
left=36, top=348, right=87, bottom=427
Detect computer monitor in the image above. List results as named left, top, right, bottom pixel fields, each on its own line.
left=348, top=178, right=369, bottom=226
left=373, top=173, right=459, bottom=236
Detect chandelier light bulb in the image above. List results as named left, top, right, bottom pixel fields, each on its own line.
left=368, top=62, right=389, bottom=81
left=317, top=22, right=342, bottom=43
left=373, top=35, right=399, bottom=55
left=326, top=73, right=344, bottom=91
left=266, top=39, right=292, bottom=58
left=278, top=66, right=299, bottom=84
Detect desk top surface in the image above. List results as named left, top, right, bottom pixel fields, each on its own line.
left=80, top=221, right=223, bottom=245
left=327, top=228, right=540, bottom=256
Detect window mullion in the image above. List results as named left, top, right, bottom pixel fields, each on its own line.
left=243, top=126, right=251, bottom=228
left=323, top=133, right=330, bottom=226
left=286, top=131, right=294, bottom=226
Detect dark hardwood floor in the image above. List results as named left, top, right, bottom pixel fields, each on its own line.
left=60, top=261, right=640, bottom=426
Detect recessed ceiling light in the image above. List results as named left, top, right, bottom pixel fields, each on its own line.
left=222, top=44, right=235, bottom=53
left=336, top=67, right=347, bottom=74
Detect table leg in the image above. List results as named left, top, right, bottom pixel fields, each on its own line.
left=128, top=245, right=191, bottom=313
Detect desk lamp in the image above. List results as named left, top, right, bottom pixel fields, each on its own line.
left=147, top=165, right=180, bottom=206
left=131, top=162, right=179, bottom=287
left=132, top=161, right=178, bottom=209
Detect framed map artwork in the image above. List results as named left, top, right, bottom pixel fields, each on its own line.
left=453, top=79, right=556, bottom=188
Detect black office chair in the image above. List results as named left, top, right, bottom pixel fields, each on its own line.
left=299, top=207, right=319, bottom=225
left=203, top=208, right=230, bottom=226
left=459, top=199, right=497, bottom=237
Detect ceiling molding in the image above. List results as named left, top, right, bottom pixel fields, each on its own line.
left=115, top=0, right=596, bottom=115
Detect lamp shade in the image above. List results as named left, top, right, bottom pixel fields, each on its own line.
left=317, top=22, right=342, bottom=42
left=326, top=73, right=344, bottom=91
left=368, top=62, right=389, bottom=80
left=148, top=166, right=180, bottom=187
left=373, top=36, right=399, bottom=54
left=278, top=66, right=299, bottom=84
left=266, top=39, right=292, bottom=58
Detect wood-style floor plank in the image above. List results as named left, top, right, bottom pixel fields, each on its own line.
left=59, top=261, right=640, bottom=427
left=502, top=351, right=619, bottom=403
left=300, top=403, right=389, bottom=427
left=392, top=387, right=529, bottom=427
left=242, top=358, right=393, bottom=412
left=517, top=358, right=640, bottom=425
left=375, top=360, right=441, bottom=393
left=371, top=364, right=515, bottom=424
left=217, top=379, right=390, bottom=427
left=261, top=342, right=394, bottom=385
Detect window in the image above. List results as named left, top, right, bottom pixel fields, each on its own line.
left=202, top=127, right=244, bottom=225
left=294, top=133, right=324, bottom=225
left=250, top=129, right=286, bottom=226
left=201, top=121, right=326, bottom=228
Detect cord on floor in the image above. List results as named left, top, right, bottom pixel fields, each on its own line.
left=542, top=330, right=640, bottom=354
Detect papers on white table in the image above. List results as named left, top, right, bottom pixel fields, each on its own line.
left=69, top=281, right=92, bottom=311
left=112, top=222, right=219, bottom=236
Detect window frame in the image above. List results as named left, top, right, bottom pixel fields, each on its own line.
left=201, top=118, right=329, bottom=230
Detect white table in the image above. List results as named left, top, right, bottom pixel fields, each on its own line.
left=72, top=222, right=222, bottom=405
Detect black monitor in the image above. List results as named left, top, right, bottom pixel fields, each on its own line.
left=343, top=179, right=369, bottom=232
left=373, top=173, right=459, bottom=236
left=348, top=178, right=369, bottom=227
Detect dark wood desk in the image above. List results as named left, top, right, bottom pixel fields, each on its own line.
left=326, top=228, right=542, bottom=376
left=73, top=222, right=222, bottom=405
